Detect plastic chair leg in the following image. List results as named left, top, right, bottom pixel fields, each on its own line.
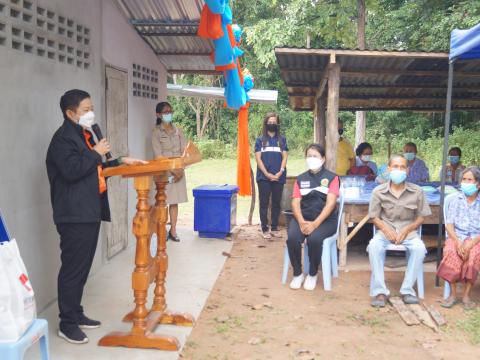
left=40, top=327, right=50, bottom=360
left=321, top=240, right=332, bottom=291
left=443, top=282, right=451, bottom=300
left=281, top=246, right=289, bottom=284
left=417, top=264, right=425, bottom=299
left=330, top=238, right=339, bottom=278
left=303, top=243, right=310, bottom=275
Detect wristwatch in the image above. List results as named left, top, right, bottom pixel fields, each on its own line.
left=280, top=167, right=285, bottom=173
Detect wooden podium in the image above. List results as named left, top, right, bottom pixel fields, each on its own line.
left=98, top=142, right=201, bottom=351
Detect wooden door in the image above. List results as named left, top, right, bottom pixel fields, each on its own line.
left=105, top=66, right=129, bottom=259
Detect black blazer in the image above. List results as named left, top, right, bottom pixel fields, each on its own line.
left=46, top=119, right=119, bottom=224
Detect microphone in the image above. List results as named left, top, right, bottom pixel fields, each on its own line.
left=91, top=124, right=112, bottom=160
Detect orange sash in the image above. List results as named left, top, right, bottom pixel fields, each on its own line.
left=83, top=130, right=107, bottom=194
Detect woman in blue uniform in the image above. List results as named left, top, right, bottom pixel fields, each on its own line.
left=287, top=144, right=340, bottom=291
left=254, top=113, right=288, bottom=239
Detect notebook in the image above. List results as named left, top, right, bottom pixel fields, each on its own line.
left=0, top=210, right=11, bottom=243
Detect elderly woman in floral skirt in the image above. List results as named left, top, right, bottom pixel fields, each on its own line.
left=437, top=166, right=480, bottom=310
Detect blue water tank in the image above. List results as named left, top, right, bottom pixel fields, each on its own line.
left=192, top=185, right=239, bottom=239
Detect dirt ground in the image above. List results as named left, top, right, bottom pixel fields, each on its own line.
left=180, top=225, right=480, bottom=360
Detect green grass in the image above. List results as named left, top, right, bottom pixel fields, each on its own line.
left=183, top=157, right=306, bottom=223
left=457, top=309, right=480, bottom=344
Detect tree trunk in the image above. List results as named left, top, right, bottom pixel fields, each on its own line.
left=355, top=0, right=366, bottom=148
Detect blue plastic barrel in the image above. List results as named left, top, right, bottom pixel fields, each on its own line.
left=192, top=185, right=239, bottom=239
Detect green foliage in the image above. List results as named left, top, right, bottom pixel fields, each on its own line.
left=196, top=139, right=237, bottom=159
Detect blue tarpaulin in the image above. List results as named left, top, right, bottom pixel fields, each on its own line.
left=449, top=23, right=480, bottom=60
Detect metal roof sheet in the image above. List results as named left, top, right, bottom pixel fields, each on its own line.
left=114, top=0, right=218, bottom=73
left=275, top=47, right=480, bottom=111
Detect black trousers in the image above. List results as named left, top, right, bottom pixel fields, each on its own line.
left=286, top=216, right=336, bottom=276
left=257, top=180, right=284, bottom=232
left=56, top=222, right=100, bottom=327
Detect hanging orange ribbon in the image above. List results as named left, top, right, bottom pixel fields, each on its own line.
left=237, top=103, right=251, bottom=196
left=83, top=130, right=107, bottom=194
left=197, top=5, right=223, bottom=39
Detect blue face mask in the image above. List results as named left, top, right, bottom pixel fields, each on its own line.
left=403, top=152, right=416, bottom=161
left=389, top=169, right=407, bottom=185
left=162, top=113, right=173, bottom=123
left=448, top=155, right=460, bottom=164
left=461, top=183, right=478, bottom=197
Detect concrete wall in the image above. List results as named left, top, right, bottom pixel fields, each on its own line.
left=0, top=0, right=167, bottom=311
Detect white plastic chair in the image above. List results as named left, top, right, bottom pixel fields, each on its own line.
left=442, top=193, right=458, bottom=300
left=369, top=225, right=425, bottom=299
left=282, top=186, right=345, bottom=291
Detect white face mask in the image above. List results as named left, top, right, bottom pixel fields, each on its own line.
left=306, top=157, right=324, bottom=171
left=361, top=155, right=371, bottom=162
left=78, top=111, right=95, bottom=128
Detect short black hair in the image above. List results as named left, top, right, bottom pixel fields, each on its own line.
left=305, top=143, right=325, bottom=157
left=404, top=142, right=417, bottom=151
left=356, top=142, right=373, bottom=157
left=449, top=147, right=462, bottom=157
left=60, top=89, right=90, bottom=120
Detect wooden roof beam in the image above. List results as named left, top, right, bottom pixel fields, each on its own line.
left=281, top=68, right=480, bottom=77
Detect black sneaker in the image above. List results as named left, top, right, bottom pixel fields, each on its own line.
left=58, top=325, right=88, bottom=344
left=78, top=314, right=101, bottom=329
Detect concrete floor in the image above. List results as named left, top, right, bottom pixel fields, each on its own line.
left=26, top=226, right=232, bottom=360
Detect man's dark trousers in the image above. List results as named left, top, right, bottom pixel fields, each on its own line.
left=56, top=222, right=100, bottom=327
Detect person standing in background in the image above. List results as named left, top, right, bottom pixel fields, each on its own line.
left=152, top=101, right=188, bottom=242
left=336, top=120, right=355, bottom=176
left=254, top=112, right=288, bottom=239
left=46, top=89, right=146, bottom=344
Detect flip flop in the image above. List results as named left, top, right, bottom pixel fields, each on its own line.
left=440, top=298, right=459, bottom=308
left=462, top=300, right=476, bottom=311
left=371, top=294, right=388, bottom=308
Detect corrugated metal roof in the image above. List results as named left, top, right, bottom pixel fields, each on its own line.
left=113, top=0, right=218, bottom=73
left=275, top=47, right=480, bottom=111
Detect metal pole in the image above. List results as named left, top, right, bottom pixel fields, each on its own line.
left=436, top=60, right=455, bottom=287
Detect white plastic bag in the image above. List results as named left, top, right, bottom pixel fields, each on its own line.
left=0, top=239, right=36, bottom=343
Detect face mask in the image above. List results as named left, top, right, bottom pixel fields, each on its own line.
left=338, top=129, right=344, bottom=136
left=460, top=183, right=478, bottom=197
left=306, top=157, right=324, bottom=171
left=266, top=124, right=278, bottom=132
left=361, top=155, right=371, bottom=162
left=389, top=169, right=407, bottom=185
left=448, top=155, right=460, bottom=164
left=162, top=113, right=173, bottom=123
left=404, top=152, right=416, bottom=161
left=78, top=111, right=95, bottom=128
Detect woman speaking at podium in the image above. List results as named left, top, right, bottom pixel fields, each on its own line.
left=46, top=89, right=145, bottom=345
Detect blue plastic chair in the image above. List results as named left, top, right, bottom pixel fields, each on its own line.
left=282, top=186, right=345, bottom=291
left=442, top=193, right=458, bottom=300
left=0, top=319, right=50, bottom=360
left=369, top=225, right=425, bottom=299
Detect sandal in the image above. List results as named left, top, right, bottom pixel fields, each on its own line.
left=462, top=300, right=476, bottom=311
left=440, top=297, right=459, bottom=308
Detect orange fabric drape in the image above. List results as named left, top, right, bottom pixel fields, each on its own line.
left=83, top=130, right=107, bottom=194
left=237, top=103, right=251, bottom=196
left=197, top=5, right=223, bottom=39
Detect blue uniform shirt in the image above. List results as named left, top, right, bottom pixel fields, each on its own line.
left=254, top=135, right=288, bottom=184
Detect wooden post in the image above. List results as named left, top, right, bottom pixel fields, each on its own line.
left=326, top=62, right=340, bottom=172
left=355, top=0, right=366, bottom=148
left=314, top=96, right=326, bottom=147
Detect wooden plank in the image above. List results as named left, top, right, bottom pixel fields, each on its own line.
left=409, top=304, right=438, bottom=332
left=389, top=297, right=420, bottom=326
left=425, top=304, right=447, bottom=327
left=275, top=47, right=449, bottom=59
left=281, top=68, right=480, bottom=78
left=313, top=96, right=326, bottom=146
left=325, top=63, right=340, bottom=172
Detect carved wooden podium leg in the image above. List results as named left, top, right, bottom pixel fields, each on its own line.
left=98, top=176, right=193, bottom=351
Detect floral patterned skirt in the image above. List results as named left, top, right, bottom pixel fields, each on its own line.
left=437, top=238, right=480, bottom=284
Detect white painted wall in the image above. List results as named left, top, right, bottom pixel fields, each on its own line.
left=101, top=0, right=167, bottom=249
left=0, top=0, right=167, bottom=312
